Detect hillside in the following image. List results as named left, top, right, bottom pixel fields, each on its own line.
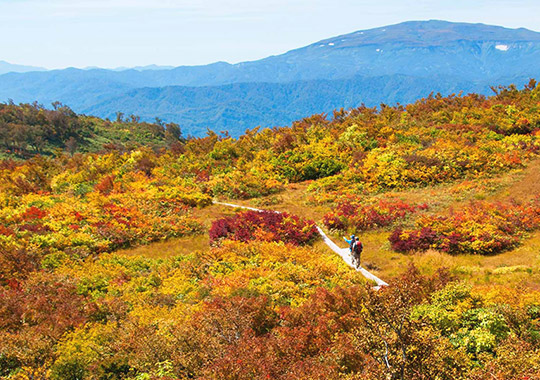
left=0, top=102, right=183, bottom=158
left=2, top=83, right=540, bottom=379
left=83, top=74, right=497, bottom=136
left=1, top=20, right=540, bottom=135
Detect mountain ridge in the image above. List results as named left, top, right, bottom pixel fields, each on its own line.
left=83, top=74, right=523, bottom=136
left=1, top=20, right=540, bottom=136
left=312, top=20, right=540, bottom=47
left=0, top=60, right=46, bottom=75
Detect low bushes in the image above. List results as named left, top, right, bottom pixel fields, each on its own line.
left=209, top=210, right=319, bottom=246
left=323, top=198, right=427, bottom=231
left=209, top=170, right=284, bottom=199
left=0, top=193, right=205, bottom=262
left=389, top=198, right=540, bottom=255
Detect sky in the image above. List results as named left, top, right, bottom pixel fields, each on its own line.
left=1, top=0, right=540, bottom=69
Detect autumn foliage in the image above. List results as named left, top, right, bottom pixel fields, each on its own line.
left=209, top=210, right=319, bottom=246
left=389, top=198, right=540, bottom=255
left=2, top=83, right=540, bottom=378
left=323, top=197, right=428, bottom=231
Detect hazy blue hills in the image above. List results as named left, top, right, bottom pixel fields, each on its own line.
left=83, top=64, right=177, bottom=71
left=0, top=60, right=46, bottom=75
left=0, top=69, right=133, bottom=110
left=83, top=75, right=506, bottom=137
left=1, top=20, right=540, bottom=136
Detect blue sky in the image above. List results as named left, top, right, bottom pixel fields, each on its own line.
left=1, top=0, right=540, bottom=69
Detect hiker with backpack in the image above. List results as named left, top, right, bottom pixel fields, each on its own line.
left=343, top=235, right=363, bottom=269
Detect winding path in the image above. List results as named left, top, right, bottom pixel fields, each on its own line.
left=214, top=201, right=388, bottom=289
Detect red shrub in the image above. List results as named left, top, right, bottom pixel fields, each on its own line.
left=0, top=225, right=15, bottom=236
left=389, top=198, right=540, bottom=255
left=388, top=227, right=438, bottom=253
left=95, top=174, right=116, bottom=195
left=323, top=199, right=426, bottom=231
left=21, top=206, right=47, bottom=221
left=18, top=223, right=50, bottom=234
left=209, top=210, right=319, bottom=246
left=0, top=247, right=41, bottom=284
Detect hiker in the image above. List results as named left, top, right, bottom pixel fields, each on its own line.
left=352, top=236, right=363, bottom=269
left=344, top=234, right=363, bottom=268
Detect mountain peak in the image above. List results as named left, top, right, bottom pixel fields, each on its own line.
left=314, top=20, right=540, bottom=48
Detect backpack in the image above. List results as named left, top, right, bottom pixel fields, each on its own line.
left=353, top=241, right=363, bottom=256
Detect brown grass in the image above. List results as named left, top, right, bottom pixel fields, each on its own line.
left=116, top=234, right=209, bottom=259
left=493, top=158, right=540, bottom=202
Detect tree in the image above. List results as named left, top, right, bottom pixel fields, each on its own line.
left=165, top=122, right=182, bottom=148
left=65, top=136, right=78, bottom=155
left=115, top=112, right=124, bottom=123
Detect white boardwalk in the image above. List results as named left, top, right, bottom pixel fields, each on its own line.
left=214, top=201, right=388, bottom=288
left=316, top=226, right=388, bottom=288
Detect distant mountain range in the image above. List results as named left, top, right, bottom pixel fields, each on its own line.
left=85, top=75, right=498, bottom=136
left=82, top=64, right=177, bottom=72
left=1, top=20, right=540, bottom=136
left=0, top=60, right=46, bottom=75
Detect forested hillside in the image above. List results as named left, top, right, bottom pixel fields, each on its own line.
left=83, top=74, right=496, bottom=136
left=0, top=101, right=183, bottom=157
left=1, top=81, right=540, bottom=379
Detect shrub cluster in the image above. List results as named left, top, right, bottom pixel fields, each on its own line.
left=0, top=152, right=210, bottom=266
left=389, top=198, right=540, bottom=255
left=0, top=196, right=204, bottom=260
left=209, top=210, right=319, bottom=246
left=208, top=170, right=284, bottom=199
left=323, top=198, right=428, bottom=231
left=4, top=257, right=539, bottom=380
left=0, top=102, right=185, bottom=156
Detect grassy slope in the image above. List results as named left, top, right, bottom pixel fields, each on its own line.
left=118, top=159, right=540, bottom=288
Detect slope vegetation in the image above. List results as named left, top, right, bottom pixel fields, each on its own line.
left=1, top=83, right=540, bottom=378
